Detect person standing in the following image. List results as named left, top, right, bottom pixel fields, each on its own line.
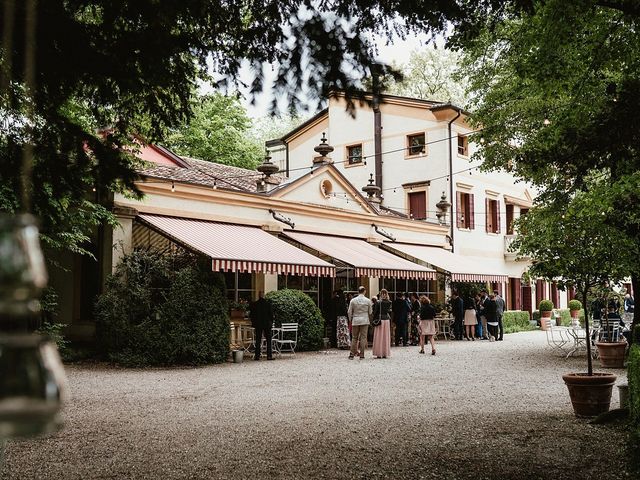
left=250, top=291, right=274, bottom=361
left=474, top=293, right=484, bottom=339
left=451, top=290, right=464, bottom=340
left=624, top=293, right=635, bottom=325
left=494, top=289, right=506, bottom=341
left=484, top=293, right=498, bottom=341
left=418, top=295, right=437, bottom=355
left=372, top=289, right=392, bottom=358
left=392, top=292, right=410, bottom=346
left=409, top=292, right=421, bottom=345
left=334, top=290, right=351, bottom=349
left=348, top=286, right=372, bottom=360
left=478, top=290, right=490, bottom=339
left=463, top=295, right=477, bottom=340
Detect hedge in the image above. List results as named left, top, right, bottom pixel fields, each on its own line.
left=629, top=341, right=640, bottom=436
left=503, top=310, right=535, bottom=333
left=265, top=289, right=324, bottom=351
left=95, top=250, right=229, bottom=366
left=531, top=308, right=585, bottom=326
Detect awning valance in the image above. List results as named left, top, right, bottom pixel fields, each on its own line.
left=138, top=215, right=335, bottom=277
left=283, top=231, right=436, bottom=280
left=382, top=243, right=509, bottom=282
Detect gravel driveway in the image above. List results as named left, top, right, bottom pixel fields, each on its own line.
left=1, top=331, right=631, bottom=479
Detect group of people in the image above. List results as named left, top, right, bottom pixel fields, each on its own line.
left=451, top=289, right=506, bottom=342
left=344, top=286, right=439, bottom=359
left=591, top=292, right=635, bottom=343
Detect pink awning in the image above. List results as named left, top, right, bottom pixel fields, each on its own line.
left=282, top=231, right=435, bottom=280
left=383, top=243, right=508, bottom=282
left=138, top=215, right=335, bottom=277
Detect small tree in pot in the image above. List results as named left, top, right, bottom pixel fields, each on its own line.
left=511, top=189, right=636, bottom=417
left=538, top=299, right=554, bottom=329
left=568, top=299, right=582, bottom=327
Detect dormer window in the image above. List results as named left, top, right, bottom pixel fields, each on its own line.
left=407, top=133, right=426, bottom=156
left=346, top=144, right=363, bottom=165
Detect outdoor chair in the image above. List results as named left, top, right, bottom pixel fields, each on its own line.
left=239, top=324, right=256, bottom=353
left=273, top=323, right=298, bottom=355
left=260, top=326, right=280, bottom=356
left=544, top=318, right=570, bottom=355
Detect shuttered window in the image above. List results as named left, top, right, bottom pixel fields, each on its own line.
left=485, top=198, right=501, bottom=234
left=408, top=191, right=427, bottom=220
left=456, top=191, right=474, bottom=229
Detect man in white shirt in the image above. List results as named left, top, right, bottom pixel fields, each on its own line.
left=348, top=286, right=372, bottom=359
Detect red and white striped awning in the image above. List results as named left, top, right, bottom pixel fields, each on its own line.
left=138, top=215, right=335, bottom=277
left=282, top=231, right=435, bottom=280
left=383, top=243, right=509, bottom=282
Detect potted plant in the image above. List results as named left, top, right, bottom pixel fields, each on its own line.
left=229, top=300, right=249, bottom=319
left=568, top=299, right=582, bottom=327
left=538, top=300, right=554, bottom=330
left=510, top=190, right=635, bottom=417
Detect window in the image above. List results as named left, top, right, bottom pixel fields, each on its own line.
left=457, top=134, right=468, bottom=156
left=408, top=191, right=427, bottom=220
left=346, top=144, right=363, bottom=164
left=505, top=204, right=515, bottom=235
left=456, top=191, right=474, bottom=229
left=407, top=133, right=426, bottom=156
left=485, top=198, right=501, bottom=234
left=223, top=271, right=255, bottom=302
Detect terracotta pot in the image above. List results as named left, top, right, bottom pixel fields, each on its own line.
left=570, top=309, right=579, bottom=319
left=595, top=341, right=627, bottom=369
left=540, top=310, right=552, bottom=330
left=230, top=309, right=245, bottom=320
left=562, top=372, right=617, bottom=418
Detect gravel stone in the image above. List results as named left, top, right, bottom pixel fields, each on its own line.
left=0, top=331, right=631, bottom=479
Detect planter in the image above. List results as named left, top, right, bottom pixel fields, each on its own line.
left=562, top=372, right=617, bottom=418
left=230, top=309, right=245, bottom=320
left=595, top=341, right=627, bottom=369
left=232, top=350, right=244, bottom=363
left=570, top=309, right=579, bottom=319
left=540, top=310, right=552, bottom=330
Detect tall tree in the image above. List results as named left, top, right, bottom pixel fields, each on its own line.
left=164, top=94, right=263, bottom=170
left=387, top=47, right=469, bottom=106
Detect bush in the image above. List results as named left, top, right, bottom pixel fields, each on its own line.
left=538, top=299, right=554, bottom=311
left=265, top=289, right=324, bottom=351
left=36, top=321, right=71, bottom=360
left=503, top=310, right=535, bottom=333
left=95, top=249, right=229, bottom=366
left=629, top=344, right=640, bottom=435
left=568, top=299, right=582, bottom=311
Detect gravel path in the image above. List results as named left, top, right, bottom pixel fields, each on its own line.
left=1, top=331, right=632, bottom=479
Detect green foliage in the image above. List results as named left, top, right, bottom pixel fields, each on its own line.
left=36, top=322, right=71, bottom=360
left=386, top=46, right=469, bottom=106
left=95, top=249, right=229, bottom=366
left=164, top=93, right=263, bottom=169
left=502, top=310, right=535, bottom=334
left=538, top=300, right=554, bottom=312
left=265, top=289, right=324, bottom=351
left=568, top=299, right=582, bottom=311
left=629, top=345, right=640, bottom=434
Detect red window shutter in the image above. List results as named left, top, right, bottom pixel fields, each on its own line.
left=485, top=198, right=491, bottom=233
left=506, top=204, right=514, bottom=235
left=456, top=191, right=462, bottom=228
left=469, top=194, right=475, bottom=229
left=408, top=192, right=426, bottom=220
left=495, top=200, right=501, bottom=234
left=535, top=279, right=544, bottom=308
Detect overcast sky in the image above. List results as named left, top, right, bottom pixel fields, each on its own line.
left=238, top=31, right=433, bottom=119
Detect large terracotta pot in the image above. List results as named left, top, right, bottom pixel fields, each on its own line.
left=562, top=372, right=617, bottom=417
left=570, top=309, right=579, bottom=319
left=595, top=341, right=627, bottom=369
left=540, top=310, right=552, bottom=331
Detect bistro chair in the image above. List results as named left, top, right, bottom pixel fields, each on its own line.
left=544, top=318, right=570, bottom=355
left=274, top=323, right=298, bottom=355
left=238, top=324, right=256, bottom=353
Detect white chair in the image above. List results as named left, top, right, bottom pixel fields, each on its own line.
left=544, top=318, right=570, bottom=355
left=239, top=325, right=255, bottom=353
left=274, top=323, right=298, bottom=355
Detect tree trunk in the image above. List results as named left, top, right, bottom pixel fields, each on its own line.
left=582, top=288, right=593, bottom=375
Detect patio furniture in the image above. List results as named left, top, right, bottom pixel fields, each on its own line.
left=238, top=324, right=256, bottom=353
left=273, top=323, right=298, bottom=355
left=543, top=318, right=570, bottom=355
left=435, top=317, right=454, bottom=340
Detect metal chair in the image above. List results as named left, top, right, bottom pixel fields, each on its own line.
left=238, top=325, right=256, bottom=353
left=273, top=323, right=298, bottom=355
left=544, top=318, right=570, bottom=355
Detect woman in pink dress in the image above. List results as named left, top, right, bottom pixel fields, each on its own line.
left=372, top=289, right=392, bottom=358
left=419, top=295, right=437, bottom=355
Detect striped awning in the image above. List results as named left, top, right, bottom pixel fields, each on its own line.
left=138, top=215, right=335, bottom=277
left=282, top=231, right=435, bottom=280
left=383, top=243, right=508, bottom=282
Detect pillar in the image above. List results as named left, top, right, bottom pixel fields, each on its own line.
left=111, top=206, right=137, bottom=272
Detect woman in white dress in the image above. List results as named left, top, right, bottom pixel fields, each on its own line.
left=418, top=295, right=437, bottom=355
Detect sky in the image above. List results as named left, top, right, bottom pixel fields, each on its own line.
left=237, top=32, right=434, bottom=119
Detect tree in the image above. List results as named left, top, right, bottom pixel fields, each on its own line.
left=511, top=186, right=637, bottom=374
left=0, top=0, right=466, bottom=258
left=386, top=47, right=469, bottom=106
left=164, top=93, right=263, bottom=169
left=458, top=0, right=640, bottom=336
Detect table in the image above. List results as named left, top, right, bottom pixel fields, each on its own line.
left=434, top=317, right=454, bottom=340
left=562, top=326, right=591, bottom=358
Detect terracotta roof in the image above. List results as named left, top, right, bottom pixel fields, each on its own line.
left=139, top=156, right=282, bottom=193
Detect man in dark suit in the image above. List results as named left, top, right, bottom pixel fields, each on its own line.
left=392, top=293, right=409, bottom=346
left=451, top=291, right=464, bottom=340
left=250, top=291, right=274, bottom=360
